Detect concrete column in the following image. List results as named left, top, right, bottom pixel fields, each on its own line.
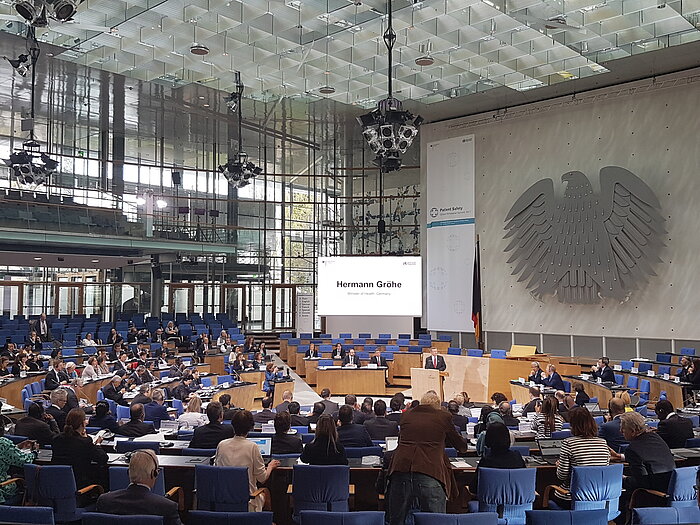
left=150, top=255, right=163, bottom=317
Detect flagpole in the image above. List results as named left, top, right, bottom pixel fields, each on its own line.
left=472, top=234, right=484, bottom=350
left=477, top=234, right=484, bottom=350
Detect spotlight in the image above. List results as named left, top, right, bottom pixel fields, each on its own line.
left=40, top=152, right=58, bottom=171
left=5, top=54, right=29, bottom=76
left=51, top=0, right=81, bottom=21
left=13, top=0, right=37, bottom=22
left=225, top=92, right=238, bottom=112
left=218, top=152, right=263, bottom=188
left=356, top=109, right=380, bottom=127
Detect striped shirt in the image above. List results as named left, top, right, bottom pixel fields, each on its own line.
left=531, top=413, right=564, bottom=439
left=555, top=436, right=610, bottom=500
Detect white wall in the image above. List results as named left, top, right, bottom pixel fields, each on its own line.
left=324, top=316, right=414, bottom=338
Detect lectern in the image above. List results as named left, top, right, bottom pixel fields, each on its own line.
left=411, top=368, right=449, bottom=401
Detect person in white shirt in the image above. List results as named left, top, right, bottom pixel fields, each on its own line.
left=82, top=356, right=99, bottom=381
left=177, top=394, right=207, bottom=429
left=82, top=333, right=97, bottom=347
left=216, top=330, right=228, bottom=351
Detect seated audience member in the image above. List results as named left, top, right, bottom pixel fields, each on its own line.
left=364, top=400, right=399, bottom=440
left=0, top=408, right=37, bottom=504
left=490, top=392, right=508, bottom=406
left=531, top=396, right=564, bottom=439
left=144, top=389, right=172, bottom=427
left=554, top=391, right=569, bottom=413
left=253, top=397, right=276, bottom=424
left=96, top=355, right=111, bottom=375
left=337, top=404, right=373, bottom=447
left=358, top=397, right=375, bottom=424
left=168, top=358, right=185, bottom=379
left=522, top=387, right=543, bottom=416
left=448, top=400, right=469, bottom=431
left=289, top=401, right=309, bottom=427
left=231, top=352, right=248, bottom=372
left=263, top=362, right=283, bottom=395
left=218, top=393, right=238, bottom=421
left=591, top=356, right=615, bottom=383
left=11, top=352, right=31, bottom=376
left=598, top=397, right=629, bottom=452
left=214, top=410, right=280, bottom=511
left=498, top=401, right=520, bottom=427
left=46, top=388, right=68, bottom=430
left=542, top=364, right=565, bottom=391
left=51, top=408, right=108, bottom=487
left=615, top=391, right=634, bottom=411
left=334, top=394, right=362, bottom=423
left=45, top=359, right=69, bottom=390
left=676, top=356, right=691, bottom=382
left=274, top=390, right=293, bottom=413
left=453, top=393, right=472, bottom=416
left=115, top=403, right=156, bottom=437
left=81, top=356, right=99, bottom=381
left=177, top=394, right=206, bottom=429
left=102, top=376, right=128, bottom=406
left=189, top=401, right=234, bottom=450
left=459, top=391, right=475, bottom=410
left=300, top=414, right=348, bottom=465
left=332, top=342, right=345, bottom=359
left=271, top=411, right=303, bottom=455
left=612, top=411, right=675, bottom=494
left=572, top=382, right=590, bottom=407
left=553, top=407, right=610, bottom=508
left=88, top=400, right=120, bottom=433
left=96, top=449, right=182, bottom=525
left=528, top=361, right=544, bottom=384
left=319, top=388, right=339, bottom=414
left=131, top=384, right=152, bottom=406
left=387, top=396, right=404, bottom=423
left=14, top=402, right=59, bottom=446
left=65, top=362, right=78, bottom=380
left=82, top=333, right=97, bottom=347
left=687, top=358, right=700, bottom=388
left=304, top=342, right=319, bottom=359
left=171, top=376, right=194, bottom=402
left=471, top=422, right=525, bottom=492
left=654, top=399, right=694, bottom=449
left=307, top=402, right=326, bottom=425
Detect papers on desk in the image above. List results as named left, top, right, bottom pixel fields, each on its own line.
left=319, top=366, right=342, bottom=370
left=134, top=432, right=168, bottom=442
left=1, top=403, right=16, bottom=413
left=450, top=459, right=472, bottom=469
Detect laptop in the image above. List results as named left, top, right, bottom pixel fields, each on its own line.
left=385, top=436, right=399, bottom=451
left=537, top=438, right=564, bottom=464
left=248, top=437, right=272, bottom=457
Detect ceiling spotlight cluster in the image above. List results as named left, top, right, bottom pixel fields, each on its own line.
left=13, top=0, right=84, bottom=25
left=218, top=152, right=262, bottom=189
left=357, top=0, right=423, bottom=173
left=4, top=140, right=58, bottom=187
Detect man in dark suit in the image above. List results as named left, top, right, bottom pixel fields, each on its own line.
left=341, top=349, right=359, bottom=367
left=364, top=400, right=399, bottom=440
left=45, top=360, right=69, bottom=390
left=424, top=348, right=446, bottom=372
left=337, top=405, right=373, bottom=447
left=144, top=389, right=171, bottom=427
left=521, top=387, right=542, bottom=417
left=307, top=402, right=326, bottom=425
left=655, top=400, right=694, bottom=449
left=96, top=449, right=182, bottom=525
left=33, top=313, right=52, bottom=342
left=542, top=364, right=566, bottom=390
left=591, top=356, right=615, bottom=383
left=115, top=403, right=156, bottom=437
left=319, top=388, right=339, bottom=415
left=14, top=402, right=59, bottom=445
left=387, top=397, right=404, bottom=424
left=304, top=343, right=319, bottom=359
left=103, top=376, right=128, bottom=406
left=271, top=412, right=303, bottom=455
left=527, top=362, right=544, bottom=384
left=288, top=401, right=309, bottom=427
left=113, top=353, right=131, bottom=376
left=189, top=402, right=234, bottom=449
left=369, top=349, right=388, bottom=367
left=26, top=332, right=43, bottom=352
left=598, top=398, right=629, bottom=452
left=676, top=356, right=692, bottom=382
left=131, top=384, right=152, bottom=406
left=253, top=396, right=276, bottom=424
left=46, top=388, right=68, bottom=430
left=274, top=390, right=293, bottom=413
left=447, top=400, right=468, bottom=431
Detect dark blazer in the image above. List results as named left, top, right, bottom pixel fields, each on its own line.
left=115, top=420, right=156, bottom=437
left=290, top=414, right=310, bottom=427
left=425, top=354, right=447, bottom=372
left=542, top=372, right=565, bottom=391
left=45, top=405, right=67, bottom=431
left=369, top=355, right=388, bottom=367
left=527, top=369, right=544, bottom=384
left=304, top=348, right=319, bottom=358
left=575, top=391, right=590, bottom=407
left=320, top=399, right=339, bottom=415
left=271, top=433, right=303, bottom=455
left=451, top=413, right=469, bottom=432
left=102, top=383, right=127, bottom=406
left=341, top=355, right=359, bottom=367
left=189, top=422, right=234, bottom=449
left=275, top=401, right=291, bottom=413
left=364, top=417, right=399, bottom=440
left=88, top=413, right=120, bottom=433
left=131, top=394, right=152, bottom=406
left=96, top=484, right=182, bottom=525
left=144, top=402, right=171, bottom=427
left=593, top=366, right=615, bottom=383
left=51, top=433, right=109, bottom=487
left=337, top=423, right=373, bottom=447
left=223, top=407, right=238, bottom=421
left=522, top=398, right=542, bottom=417
left=14, top=416, right=59, bottom=445
left=332, top=348, right=346, bottom=359
left=657, top=414, right=695, bottom=449
left=45, top=369, right=69, bottom=390
left=598, top=416, right=629, bottom=452
left=171, top=384, right=191, bottom=401
left=386, top=412, right=402, bottom=424
left=300, top=436, right=348, bottom=465
left=624, top=431, right=676, bottom=492
left=253, top=409, right=276, bottom=424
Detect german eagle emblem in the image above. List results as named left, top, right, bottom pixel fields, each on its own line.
left=504, top=166, right=665, bottom=304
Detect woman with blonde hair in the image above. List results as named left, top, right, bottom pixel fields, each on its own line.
left=615, top=391, right=634, bottom=411
left=177, top=394, right=206, bottom=429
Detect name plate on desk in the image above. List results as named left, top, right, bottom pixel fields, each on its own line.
left=581, top=374, right=591, bottom=381
left=367, top=363, right=378, bottom=369
left=518, top=377, right=525, bottom=384
left=631, top=367, right=639, bottom=374
left=663, top=373, right=670, bottom=380
left=674, top=376, right=681, bottom=383
left=613, top=365, right=622, bottom=371
left=518, top=421, right=530, bottom=432
left=647, top=370, right=655, bottom=377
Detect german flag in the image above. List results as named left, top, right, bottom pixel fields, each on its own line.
left=471, top=236, right=482, bottom=345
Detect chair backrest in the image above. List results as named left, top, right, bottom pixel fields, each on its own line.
left=627, top=375, right=639, bottom=389
left=467, top=349, right=484, bottom=358
left=551, top=430, right=572, bottom=439
left=570, top=464, right=623, bottom=520
left=620, top=360, right=633, bottom=370
left=82, top=513, right=164, bottom=524
left=414, top=513, right=499, bottom=525
left=658, top=365, right=671, bottom=376
left=116, top=405, right=130, bottom=420
left=680, top=347, right=696, bottom=356
left=475, top=467, right=536, bottom=522
left=344, top=446, right=383, bottom=458
left=182, top=448, right=217, bottom=456
left=637, top=363, right=652, bottom=373
left=447, top=347, right=462, bottom=355
left=109, top=466, right=166, bottom=496
left=632, top=507, right=700, bottom=524
left=292, top=465, right=350, bottom=517
left=491, top=350, right=507, bottom=359
left=666, top=467, right=699, bottom=507
left=188, top=510, right=274, bottom=525
left=525, top=509, right=608, bottom=525
left=114, top=441, right=161, bottom=454
left=511, top=446, right=531, bottom=457
left=299, top=511, right=385, bottom=525
left=201, top=377, right=213, bottom=387
left=0, top=505, right=55, bottom=525
left=24, top=464, right=80, bottom=523
left=195, top=465, right=251, bottom=512
left=614, top=374, right=624, bottom=385
left=655, top=353, right=672, bottom=363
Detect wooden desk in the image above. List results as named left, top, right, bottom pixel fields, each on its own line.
left=239, top=370, right=265, bottom=397
left=563, top=376, right=624, bottom=406
left=0, top=372, right=44, bottom=408
left=82, top=376, right=118, bottom=404
left=510, top=381, right=533, bottom=405
left=619, top=371, right=688, bottom=407
left=212, top=382, right=259, bottom=410
left=279, top=339, right=289, bottom=361
left=204, top=354, right=227, bottom=375
left=392, top=352, right=423, bottom=377
left=316, top=367, right=386, bottom=396
left=272, top=379, right=295, bottom=407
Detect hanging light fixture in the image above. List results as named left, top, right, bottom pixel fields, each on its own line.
left=356, top=0, right=423, bottom=173
left=218, top=71, right=262, bottom=189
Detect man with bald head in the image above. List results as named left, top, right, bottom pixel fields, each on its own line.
left=598, top=397, right=629, bottom=452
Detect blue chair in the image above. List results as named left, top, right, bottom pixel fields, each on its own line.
left=633, top=507, right=700, bottom=524
left=0, top=506, right=55, bottom=524
left=182, top=448, right=216, bottom=456
left=447, top=347, right=462, bottom=355
left=195, top=465, right=254, bottom=512
left=379, top=333, right=392, bottom=339
left=171, top=399, right=184, bottom=416
left=562, top=380, right=571, bottom=393
left=115, top=441, right=160, bottom=454
left=358, top=333, right=371, bottom=339
left=637, top=379, right=651, bottom=401
left=511, top=445, right=531, bottom=457
left=658, top=365, right=671, bottom=376
left=292, top=426, right=309, bottom=434
left=188, top=511, right=274, bottom=525
left=272, top=453, right=301, bottom=460
left=551, top=430, right=571, bottom=439
left=201, top=377, right=213, bottom=387
left=344, top=446, right=382, bottom=458
left=467, top=468, right=536, bottom=525
left=627, top=375, right=639, bottom=392
left=621, top=360, right=633, bottom=370
left=546, top=464, right=623, bottom=521
left=299, top=511, right=385, bottom=525
left=634, top=405, right=648, bottom=417
left=614, top=374, right=624, bottom=385
left=24, top=464, right=102, bottom=523
left=81, top=513, right=163, bottom=524
left=217, top=375, right=233, bottom=385
left=467, top=349, right=484, bottom=358
left=490, top=350, right=507, bottom=359
left=4, top=434, right=29, bottom=445
left=525, top=509, right=608, bottom=525
left=680, top=348, right=696, bottom=356
left=414, top=514, right=498, bottom=525
left=637, top=363, right=653, bottom=373
left=656, top=353, right=672, bottom=363
left=116, top=405, right=130, bottom=420
left=318, top=359, right=334, bottom=367
left=630, top=467, right=698, bottom=509
left=292, top=465, right=350, bottom=522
